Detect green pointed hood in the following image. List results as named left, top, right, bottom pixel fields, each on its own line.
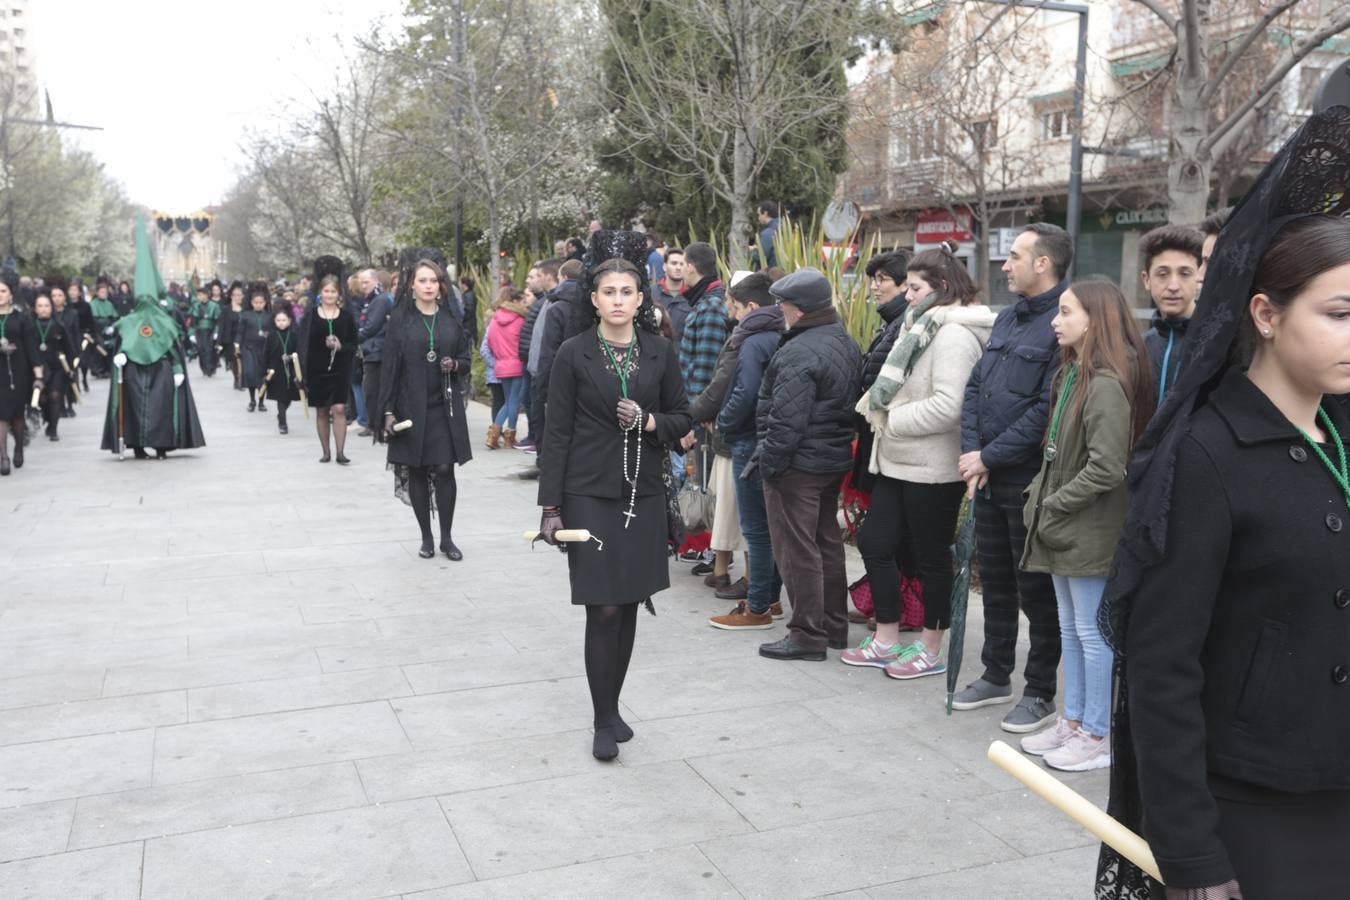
left=114, top=214, right=182, bottom=364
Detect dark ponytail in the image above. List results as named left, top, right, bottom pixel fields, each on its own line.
left=907, top=240, right=979, bottom=306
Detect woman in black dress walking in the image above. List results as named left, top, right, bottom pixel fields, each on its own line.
left=537, top=231, right=692, bottom=761
left=264, top=303, right=301, bottom=434
left=0, top=278, right=41, bottom=474
left=379, top=259, right=472, bottom=560
left=238, top=285, right=273, bottom=412
left=31, top=292, right=76, bottom=441
left=299, top=267, right=359, bottom=464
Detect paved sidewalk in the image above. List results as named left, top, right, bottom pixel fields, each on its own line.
left=0, top=371, right=1107, bottom=899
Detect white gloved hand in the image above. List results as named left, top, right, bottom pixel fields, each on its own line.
left=103, top=326, right=114, bottom=336
left=173, top=373, right=185, bottom=387
left=113, top=352, right=127, bottom=368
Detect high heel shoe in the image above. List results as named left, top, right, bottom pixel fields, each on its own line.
left=319, top=453, right=331, bottom=463
left=418, top=538, right=435, bottom=559
left=335, top=452, right=350, bottom=465
left=440, top=539, right=462, bottom=561
left=592, top=726, right=619, bottom=761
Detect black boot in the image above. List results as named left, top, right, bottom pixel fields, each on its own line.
left=278, top=411, right=288, bottom=435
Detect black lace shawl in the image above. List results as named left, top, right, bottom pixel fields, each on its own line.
left=565, top=230, right=660, bottom=341
left=1095, top=105, right=1350, bottom=900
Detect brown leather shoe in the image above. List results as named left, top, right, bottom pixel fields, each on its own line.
left=769, top=601, right=784, bottom=619
left=704, top=572, right=731, bottom=589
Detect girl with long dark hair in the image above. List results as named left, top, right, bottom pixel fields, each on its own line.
left=299, top=273, right=358, bottom=464
left=0, top=279, right=41, bottom=473
left=31, top=292, right=76, bottom=441
left=1017, top=279, right=1153, bottom=772
left=238, top=286, right=272, bottom=412
left=537, top=232, right=692, bottom=761
left=378, top=259, right=472, bottom=560
left=1097, top=104, right=1350, bottom=900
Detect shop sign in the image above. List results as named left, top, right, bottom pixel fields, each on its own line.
left=1095, top=207, right=1169, bottom=231
left=916, top=207, right=974, bottom=243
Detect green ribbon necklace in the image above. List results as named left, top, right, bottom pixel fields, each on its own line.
left=0, top=312, right=8, bottom=347
left=597, top=323, right=636, bottom=398
left=36, top=319, right=51, bottom=350
left=1297, top=407, right=1350, bottom=510
left=422, top=310, right=438, bottom=362
left=1044, top=364, right=1079, bottom=462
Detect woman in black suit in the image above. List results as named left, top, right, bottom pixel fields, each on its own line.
left=1097, top=105, right=1350, bottom=900
left=379, top=259, right=472, bottom=560
left=537, top=235, right=692, bottom=761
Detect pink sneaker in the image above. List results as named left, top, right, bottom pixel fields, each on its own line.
left=883, top=646, right=945, bottom=680
left=840, top=635, right=914, bottom=668
left=1020, top=718, right=1077, bottom=757
left=1043, top=730, right=1111, bottom=772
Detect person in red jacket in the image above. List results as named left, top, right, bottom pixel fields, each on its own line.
left=485, top=285, right=529, bottom=448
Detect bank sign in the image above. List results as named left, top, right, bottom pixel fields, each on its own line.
left=1094, top=207, right=1169, bottom=231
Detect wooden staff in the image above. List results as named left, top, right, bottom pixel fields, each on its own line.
left=987, top=741, right=1163, bottom=883
left=94, top=343, right=108, bottom=357
left=289, top=353, right=308, bottom=419
left=259, top=368, right=274, bottom=403
left=29, top=386, right=40, bottom=408
left=521, top=529, right=594, bottom=542
left=60, top=356, right=81, bottom=403
left=116, top=371, right=126, bottom=460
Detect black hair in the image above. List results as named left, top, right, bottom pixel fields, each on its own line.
left=578, top=258, right=658, bottom=335
left=646, top=231, right=661, bottom=247
left=1200, top=207, right=1233, bottom=237
left=1238, top=215, right=1350, bottom=362
left=665, top=246, right=684, bottom=260
left=248, top=285, right=269, bottom=303
left=683, top=241, right=717, bottom=279
left=758, top=200, right=780, bottom=219
left=907, top=241, right=978, bottom=306
left=864, top=249, right=910, bottom=284
left=1022, top=222, right=1073, bottom=281
left=1139, top=224, right=1204, bottom=271
left=458, top=274, right=475, bottom=291
left=729, top=271, right=776, bottom=307
left=565, top=237, right=585, bottom=254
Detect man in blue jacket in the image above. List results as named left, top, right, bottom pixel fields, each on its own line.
left=709, top=272, right=785, bottom=630
left=355, top=268, right=393, bottom=437
left=955, top=223, right=1067, bottom=733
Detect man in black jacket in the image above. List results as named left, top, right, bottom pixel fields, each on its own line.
left=524, top=259, right=582, bottom=466
left=753, top=268, right=862, bottom=661
left=955, top=222, right=1067, bottom=733
left=355, top=269, right=393, bottom=437
left=1138, top=225, right=1202, bottom=405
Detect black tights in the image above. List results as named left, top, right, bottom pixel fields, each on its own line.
left=584, top=603, right=638, bottom=731
left=248, top=387, right=257, bottom=404
left=408, top=464, right=457, bottom=544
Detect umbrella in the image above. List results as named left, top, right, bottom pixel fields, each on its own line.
left=945, top=493, right=978, bottom=715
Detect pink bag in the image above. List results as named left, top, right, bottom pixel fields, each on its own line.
left=848, top=573, right=925, bottom=629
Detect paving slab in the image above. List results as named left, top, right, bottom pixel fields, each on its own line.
left=141, top=799, right=472, bottom=899
left=392, top=677, right=615, bottom=750
left=439, top=760, right=753, bottom=879
left=0, top=729, right=155, bottom=807
left=187, top=666, right=412, bottom=721
left=0, top=690, right=186, bottom=747
left=0, top=800, right=76, bottom=863
left=0, top=843, right=143, bottom=900
left=69, top=761, right=368, bottom=849
left=152, top=700, right=410, bottom=784
left=865, top=845, right=1099, bottom=899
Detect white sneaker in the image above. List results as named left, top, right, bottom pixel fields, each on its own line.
left=1019, top=717, right=1077, bottom=757
left=1043, top=730, right=1111, bottom=772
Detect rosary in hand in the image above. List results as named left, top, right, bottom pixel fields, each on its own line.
left=599, top=325, right=643, bottom=528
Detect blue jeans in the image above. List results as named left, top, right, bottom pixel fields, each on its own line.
left=493, top=376, right=525, bottom=429
left=352, top=383, right=367, bottom=427
left=731, top=437, right=782, bottom=614
left=1051, top=575, right=1112, bottom=736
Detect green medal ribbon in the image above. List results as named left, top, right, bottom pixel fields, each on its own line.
left=1044, top=363, right=1078, bottom=462
left=278, top=330, right=290, bottom=355
left=422, top=311, right=438, bottom=359
left=1297, top=407, right=1350, bottom=510
left=324, top=311, right=335, bottom=337
left=597, top=324, right=636, bottom=398
left=36, top=320, right=51, bottom=345
left=0, top=312, right=8, bottom=343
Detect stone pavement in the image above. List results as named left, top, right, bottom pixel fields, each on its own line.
left=0, top=370, right=1108, bottom=899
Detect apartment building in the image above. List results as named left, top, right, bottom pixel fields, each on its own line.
left=842, top=1, right=1338, bottom=306
left=0, top=1, right=37, bottom=115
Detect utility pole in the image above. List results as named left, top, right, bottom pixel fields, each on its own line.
left=451, top=0, right=465, bottom=278
left=971, top=0, right=1089, bottom=277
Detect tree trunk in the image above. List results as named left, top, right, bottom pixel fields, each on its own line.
left=487, top=193, right=502, bottom=290
left=728, top=123, right=753, bottom=272
left=1167, top=2, right=1212, bottom=224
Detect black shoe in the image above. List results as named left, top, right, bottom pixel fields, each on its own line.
left=440, top=540, right=462, bottom=561
left=49, top=433, right=60, bottom=442
left=0, top=457, right=9, bottom=476
left=279, top=423, right=288, bottom=435
left=691, top=560, right=715, bottom=577
left=592, top=727, right=619, bottom=761
left=247, top=400, right=256, bottom=412
left=714, top=577, right=747, bottom=600
left=319, top=453, right=331, bottom=463
left=134, top=448, right=149, bottom=460
left=758, top=637, right=826, bottom=661
left=418, top=538, right=435, bottom=559
left=257, top=401, right=268, bottom=412
left=155, top=450, right=168, bottom=460
left=612, top=712, right=634, bottom=743
left=827, top=638, right=848, bottom=650
left=517, top=466, right=539, bottom=480
left=335, top=453, right=350, bottom=465
left=12, top=444, right=21, bottom=468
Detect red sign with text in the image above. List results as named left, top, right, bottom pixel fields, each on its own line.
left=916, top=207, right=973, bottom=243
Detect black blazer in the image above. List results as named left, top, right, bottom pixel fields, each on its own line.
left=378, top=304, right=472, bottom=468
left=538, top=328, right=691, bottom=507
left=1126, top=368, right=1350, bottom=887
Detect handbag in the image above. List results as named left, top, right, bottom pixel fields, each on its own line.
left=847, top=572, right=925, bottom=629
left=678, top=444, right=716, bottom=532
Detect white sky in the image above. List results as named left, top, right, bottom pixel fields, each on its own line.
left=31, top=0, right=404, bottom=212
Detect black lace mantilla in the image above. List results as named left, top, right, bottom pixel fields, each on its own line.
left=598, top=334, right=640, bottom=381
left=1094, top=105, right=1350, bottom=900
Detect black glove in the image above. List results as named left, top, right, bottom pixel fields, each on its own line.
left=439, top=356, right=457, bottom=374
left=383, top=413, right=397, bottom=439
left=537, top=507, right=566, bottom=551
left=617, top=398, right=642, bottom=431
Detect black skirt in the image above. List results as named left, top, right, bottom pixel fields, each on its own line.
left=1212, top=779, right=1350, bottom=900
left=564, top=492, right=669, bottom=605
